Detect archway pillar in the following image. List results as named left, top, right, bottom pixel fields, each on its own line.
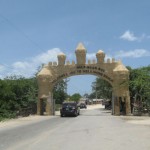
left=37, top=89, right=54, bottom=116
left=112, top=88, right=120, bottom=116
left=46, top=91, right=55, bottom=115
left=37, top=98, right=42, bottom=115
left=112, top=81, right=131, bottom=116
left=37, top=75, right=54, bottom=115
left=114, top=97, right=120, bottom=115
left=125, top=91, right=131, bottom=115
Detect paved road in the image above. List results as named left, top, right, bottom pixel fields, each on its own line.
left=0, top=106, right=150, bottom=150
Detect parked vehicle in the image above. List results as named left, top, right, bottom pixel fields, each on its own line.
left=60, top=102, right=80, bottom=117
left=102, top=99, right=111, bottom=110
left=78, top=103, right=87, bottom=109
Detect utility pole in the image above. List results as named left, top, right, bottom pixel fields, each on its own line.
left=65, top=78, right=70, bottom=97
left=96, top=82, right=97, bottom=101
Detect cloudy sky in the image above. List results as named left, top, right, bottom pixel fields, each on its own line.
left=0, top=0, right=150, bottom=95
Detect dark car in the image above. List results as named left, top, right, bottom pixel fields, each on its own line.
left=79, top=103, right=87, bottom=109
left=60, top=102, right=80, bottom=117
left=103, top=100, right=111, bottom=110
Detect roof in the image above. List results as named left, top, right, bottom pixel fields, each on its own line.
left=113, top=61, right=129, bottom=72
left=57, top=53, right=66, bottom=57
left=37, top=65, right=52, bottom=76
left=97, top=50, right=104, bottom=54
left=76, top=42, right=86, bottom=52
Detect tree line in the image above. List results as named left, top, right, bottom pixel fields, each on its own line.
left=90, top=65, right=150, bottom=114
left=0, top=75, right=81, bottom=121
left=0, top=76, right=38, bottom=121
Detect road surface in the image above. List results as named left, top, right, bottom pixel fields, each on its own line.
left=0, top=105, right=150, bottom=150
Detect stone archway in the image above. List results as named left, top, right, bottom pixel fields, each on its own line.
left=37, top=43, right=131, bottom=116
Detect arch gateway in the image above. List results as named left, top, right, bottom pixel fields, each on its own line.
left=37, top=43, right=131, bottom=116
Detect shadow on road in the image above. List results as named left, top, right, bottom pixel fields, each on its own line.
left=99, top=108, right=112, bottom=113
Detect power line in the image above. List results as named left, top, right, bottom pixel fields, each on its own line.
left=0, top=63, right=37, bottom=78
left=0, top=13, right=47, bottom=77
left=0, top=63, right=14, bottom=71
left=0, top=12, right=46, bottom=54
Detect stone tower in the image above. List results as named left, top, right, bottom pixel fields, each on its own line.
left=75, top=43, right=86, bottom=65
left=57, top=53, right=66, bottom=66
left=96, top=50, right=105, bottom=63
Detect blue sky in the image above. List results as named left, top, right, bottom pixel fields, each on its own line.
left=0, top=0, right=150, bottom=95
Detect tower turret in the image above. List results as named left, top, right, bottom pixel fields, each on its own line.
left=96, top=50, right=105, bottom=63
left=75, top=43, right=86, bottom=65
left=57, top=53, right=66, bottom=65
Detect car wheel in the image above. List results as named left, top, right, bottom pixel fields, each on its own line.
left=61, top=114, right=64, bottom=117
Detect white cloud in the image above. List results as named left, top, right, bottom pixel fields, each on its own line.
left=0, top=48, right=63, bottom=78
left=0, top=64, right=6, bottom=72
left=120, top=30, right=137, bottom=41
left=13, top=61, right=31, bottom=69
left=11, top=61, right=34, bottom=77
left=120, top=30, right=149, bottom=42
left=115, top=49, right=150, bottom=58
left=32, top=48, right=61, bottom=64
left=1, top=47, right=150, bottom=78
left=86, top=53, right=96, bottom=60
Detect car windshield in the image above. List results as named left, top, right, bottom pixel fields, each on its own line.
left=62, top=103, right=76, bottom=107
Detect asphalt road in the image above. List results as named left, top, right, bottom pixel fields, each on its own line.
left=0, top=106, right=150, bottom=150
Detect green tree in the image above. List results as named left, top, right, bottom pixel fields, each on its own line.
left=127, top=66, right=150, bottom=106
left=53, top=80, right=67, bottom=104
left=91, top=77, right=112, bottom=100
left=0, top=75, right=38, bottom=121
left=70, top=93, right=81, bottom=102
